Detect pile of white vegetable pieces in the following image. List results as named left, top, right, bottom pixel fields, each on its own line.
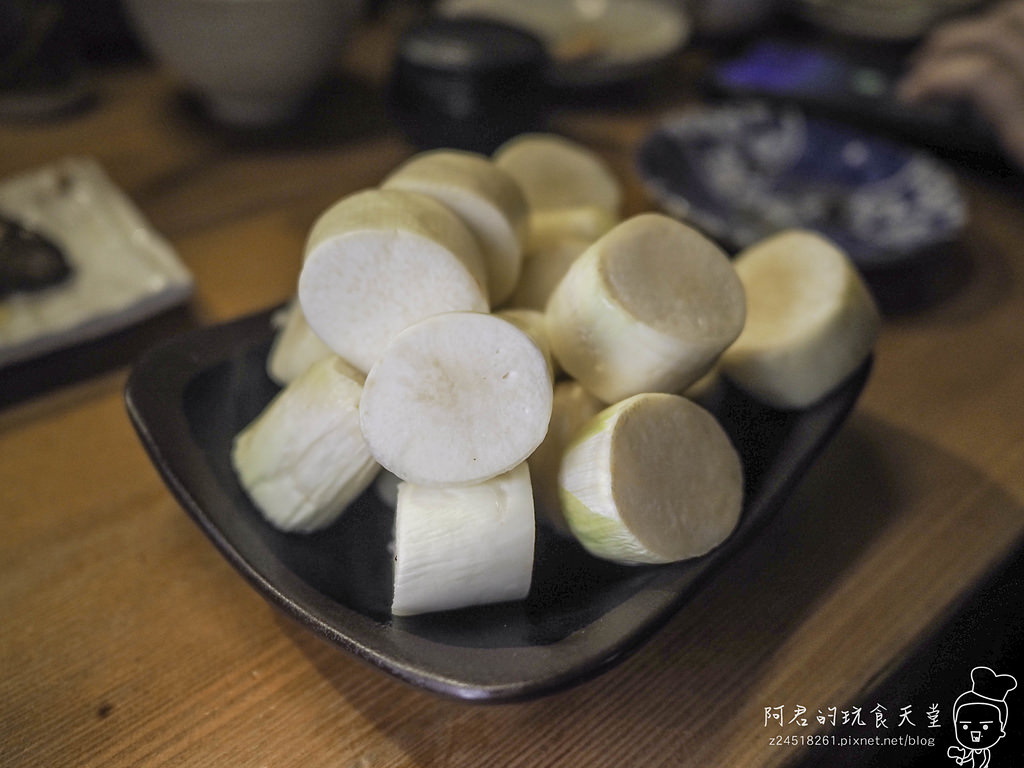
left=231, top=133, right=881, bottom=617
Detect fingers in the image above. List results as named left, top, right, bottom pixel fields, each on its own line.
left=910, top=9, right=1024, bottom=82
left=898, top=0, right=1024, bottom=166
left=900, top=53, right=1024, bottom=165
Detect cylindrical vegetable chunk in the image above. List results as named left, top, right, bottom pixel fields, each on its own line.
left=494, top=307, right=555, bottom=378
left=359, top=311, right=553, bottom=486
left=231, top=357, right=380, bottom=533
left=391, top=462, right=535, bottom=616
left=720, top=229, right=881, bottom=409
left=383, top=149, right=528, bottom=306
left=559, top=392, right=743, bottom=565
left=528, top=380, right=603, bottom=535
left=493, top=133, right=622, bottom=217
left=266, top=300, right=353, bottom=386
left=546, top=213, right=746, bottom=403
left=506, top=235, right=589, bottom=312
left=298, top=188, right=488, bottom=373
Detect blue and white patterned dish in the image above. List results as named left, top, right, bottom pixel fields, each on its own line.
left=636, top=102, right=967, bottom=268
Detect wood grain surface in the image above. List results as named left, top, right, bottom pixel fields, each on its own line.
left=3, top=10, right=1024, bottom=768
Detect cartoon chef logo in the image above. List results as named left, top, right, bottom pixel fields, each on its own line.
left=947, top=666, right=1017, bottom=767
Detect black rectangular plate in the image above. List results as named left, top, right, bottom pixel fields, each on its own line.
left=125, top=307, right=871, bottom=703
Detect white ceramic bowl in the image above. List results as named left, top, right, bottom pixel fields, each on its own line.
left=122, top=0, right=363, bottom=126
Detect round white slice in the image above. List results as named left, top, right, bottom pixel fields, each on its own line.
left=493, top=133, right=622, bottom=217
left=231, top=357, right=380, bottom=533
left=559, top=392, right=743, bottom=565
left=298, top=188, right=488, bottom=373
left=528, top=380, right=603, bottom=536
left=382, top=149, right=528, bottom=306
left=720, top=229, right=881, bottom=410
left=391, top=462, right=535, bottom=616
left=359, top=311, right=553, bottom=486
left=266, top=300, right=358, bottom=386
left=546, top=213, right=746, bottom=403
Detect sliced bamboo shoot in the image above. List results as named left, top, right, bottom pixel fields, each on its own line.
left=720, top=229, right=881, bottom=409
left=526, top=205, right=618, bottom=251
left=391, top=462, right=535, bottom=616
left=493, top=133, right=622, bottom=217
left=267, top=300, right=355, bottom=386
left=359, top=311, right=553, bottom=486
left=559, top=392, right=743, bottom=565
left=528, top=380, right=603, bottom=536
left=298, top=188, right=488, bottom=373
left=546, top=213, right=746, bottom=403
left=383, top=150, right=528, bottom=306
left=506, top=236, right=589, bottom=311
left=494, top=307, right=555, bottom=378
left=232, top=357, right=380, bottom=533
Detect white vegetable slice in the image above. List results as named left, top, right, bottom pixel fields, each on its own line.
left=359, top=311, right=553, bottom=486
left=493, top=133, right=622, bottom=217
left=494, top=307, right=555, bottom=378
left=266, top=300, right=357, bottom=386
left=720, top=229, right=881, bottom=410
left=505, top=235, right=589, bottom=311
left=298, top=188, right=488, bottom=373
left=391, top=462, right=535, bottom=616
left=559, top=392, right=743, bottom=565
left=546, top=213, right=746, bottom=403
left=528, top=380, right=603, bottom=536
left=505, top=205, right=617, bottom=311
left=382, top=150, right=528, bottom=306
left=525, top=205, right=618, bottom=252
left=231, top=357, right=380, bottom=533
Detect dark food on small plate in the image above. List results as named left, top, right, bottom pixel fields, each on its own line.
left=0, top=212, right=73, bottom=298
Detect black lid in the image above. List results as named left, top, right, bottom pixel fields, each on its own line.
left=388, top=16, right=550, bottom=152
left=397, top=16, right=547, bottom=75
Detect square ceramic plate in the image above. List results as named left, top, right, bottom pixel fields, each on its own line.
left=125, top=307, right=870, bottom=702
left=0, top=157, right=193, bottom=368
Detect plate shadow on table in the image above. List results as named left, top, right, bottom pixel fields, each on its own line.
left=868, top=209, right=1017, bottom=326
left=794, top=555, right=1024, bottom=768
left=864, top=240, right=974, bottom=319
left=280, top=414, right=1023, bottom=764
left=279, top=414, right=1009, bottom=757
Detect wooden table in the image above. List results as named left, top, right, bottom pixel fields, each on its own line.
left=3, top=11, right=1024, bottom=767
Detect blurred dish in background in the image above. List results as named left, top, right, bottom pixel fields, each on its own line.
left=435, top=0, right=690, bottom=87
left=795, top=0, right=984, bottom=41
left=122, top=0, right=363, bottom=127
left=635, top=102, right=966, bottom=271
left=689, top=0, right=782, bottom=38
left=0, top=157, right=193, bottom=368
left=0, top=0, right=94, bottom=120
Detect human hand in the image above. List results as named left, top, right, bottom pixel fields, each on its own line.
left=898, top=0, right=1024, bottom=167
